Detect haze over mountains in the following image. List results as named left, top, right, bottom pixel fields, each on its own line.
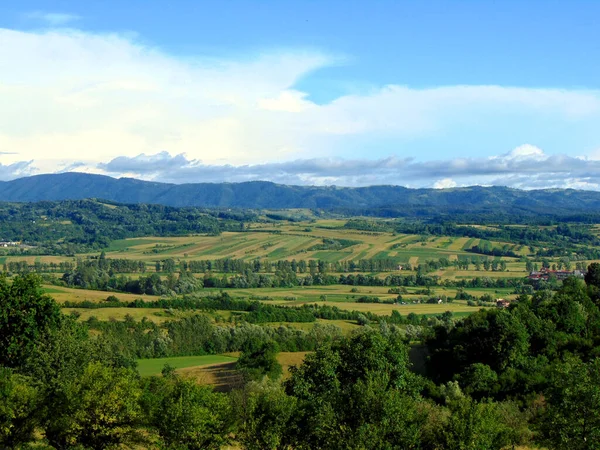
left=0, top=173, right=599, bottom=215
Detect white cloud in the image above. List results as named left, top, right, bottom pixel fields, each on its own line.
left=504, top=144, right=546, bottom=161
left=258, top=90, right=315, bottom=112
left=4, top=144, right=600, bottom=190
left=433, top=178, right=458, bottom=189
left=0, top=160, right=35, bottom=180
left=0, top=144, right=577, bottom=190
left=25, top=11, right=81, bottom=26
left=1, top=26, right=600, bottom=185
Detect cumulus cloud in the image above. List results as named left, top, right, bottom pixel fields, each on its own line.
left=433, top=179, right=458, bottom=189
left=98, top=151, right=192, bottom=175
left=2, top=25, right=600, bottom=193
left=0, top=160, right=35, bottom=180
left=3, top=144, right=600, bottom=190
left=1, top=26, right=600, bottom=170
left=37, top=145, right=589, bottom=190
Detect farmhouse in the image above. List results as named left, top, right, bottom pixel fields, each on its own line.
left=527, top=268, right=584, bottom=282
left=0, top=241, right=20, bottom=247
left=496, top=299, right=510, bottom=308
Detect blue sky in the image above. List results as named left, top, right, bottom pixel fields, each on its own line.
left=1, top=1, right=599, bottom=188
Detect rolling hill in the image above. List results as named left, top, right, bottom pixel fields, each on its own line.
left=1, top=172, right=600, bottom=215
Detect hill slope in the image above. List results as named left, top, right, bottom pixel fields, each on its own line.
left=1, top=172, right=600, bottom=213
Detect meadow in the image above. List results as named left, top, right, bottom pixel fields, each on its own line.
left=137, top=355, right=238, bottom=377
left=6, top=219, right=536, bottom=278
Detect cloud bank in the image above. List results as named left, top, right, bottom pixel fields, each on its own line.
left=1, top=26, right=600, bottom=190
left=1, top=145, right=599, bottom=190
left=23, top=145, right=595, bottom=190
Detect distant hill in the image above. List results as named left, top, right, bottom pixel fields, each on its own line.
left=1, top=173, right=600, bottom=216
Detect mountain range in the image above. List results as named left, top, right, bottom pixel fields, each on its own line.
left=1, top=173, right=599, bottom=214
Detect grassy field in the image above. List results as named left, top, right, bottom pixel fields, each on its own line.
left=266, top=299, right=482, bottom=315
left=174, top=351, right=309, bottom=390
left=49, top=282, right=503, bottom=318
left=263, top=319, right=361, bottom=334
left=42, top=285, right=160, bottom=304
left=277, top=351, right=310, bottom=378
left=137, top=355, right=238, bottom=377
left=5, top=219, right=546, bottom=326
left=61, top=307, right=187, bottom=323
left=5, top=219, right=535, bottom=276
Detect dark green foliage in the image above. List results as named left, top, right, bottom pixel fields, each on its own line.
left=0, top=198, right=248, bottom=253
left=585, top=262, right=600, bottom=289
left=6, top=174, right=600, bottom=222
left=0, top=274, right=62, bottom=368
left=536, top=356, right=600, bottom=449
left=237, top=342, right=282, bottom=381
left=283, top=328, right=425, bottom=448
left=143, top=375, right=233, bottom=450
left=231, top=378, right=297, bottom=450
left=0, top=368, right=40, bottom=447
left=427, top=308, right=530, bottom=385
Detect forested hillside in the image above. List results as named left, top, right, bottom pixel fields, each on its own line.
left=3, top=173, right=600, bottom=218
left=0, top=200, right=251, bottom=253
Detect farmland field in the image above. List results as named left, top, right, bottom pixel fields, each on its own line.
left=4, top=219, right=538, bottom=276
left=7, top=218, right=577, bottom=334
left=175, top=352, right=310, bottom=390
left=137, top=355, right=238, bottom=377
left=61, top=307, right=184, bottom=323
left=42, top=285, right=160, bottom=303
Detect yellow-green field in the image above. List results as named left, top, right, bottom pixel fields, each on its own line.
left=61, top=307, right=186, bottom=323
left=43, top=285, right=160, bottom=303
left=277, top=351, right=310, bottom=379
left=5, top=219, right=537, bottom=275
left=8, top=219, right=553, bottom=327
left=46, top=281, right=506, bottom=323
left=137, top=355, right=238, bottom=377
left=266, top=299, right=482, bottom=315
left=174, top=352, right=309, bottom=390
left=264, top=319, right=360, bottom=334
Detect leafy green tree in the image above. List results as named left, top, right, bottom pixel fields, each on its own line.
left=537, top=357, right=600, bottom=449
left=459, top=363, right=499, bottom=400
left=48, top=362, right=143, bottom=449
left=24, top=319, right=97, bottom=447
left=284, top=329, right=423, bottom=448
left=237, top=341, right=283, bottom=381
left=149, top=376, right=232, bottom=450
left=232, top=378, right=297, bottom=450
left=0, top=274, right=62, bottom=368
left=0, top=368, right=40, bottom=448
left=436, top=396, right=522, bottom=450
left=585, top=262, right=600, bottom=289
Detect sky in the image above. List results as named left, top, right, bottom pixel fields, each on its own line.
left=1, top=0, right=600, bottom=189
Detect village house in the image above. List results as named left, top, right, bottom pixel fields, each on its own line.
left=527, top=268, right=584, bottom=282
left=0, top=241, right=21, bottom=247
left=496, top=299, right=510, bottom=308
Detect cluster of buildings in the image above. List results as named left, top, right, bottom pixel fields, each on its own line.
left=0, top=241, right=21, bottom=247
left=527, top=268, right=584, bottom=283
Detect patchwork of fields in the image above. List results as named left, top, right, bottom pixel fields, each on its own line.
left=9, top=219, right=536, bottom=279
left=8, top=216, right=590, bottom=399
left=25, top=219, right=538, bottom=330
